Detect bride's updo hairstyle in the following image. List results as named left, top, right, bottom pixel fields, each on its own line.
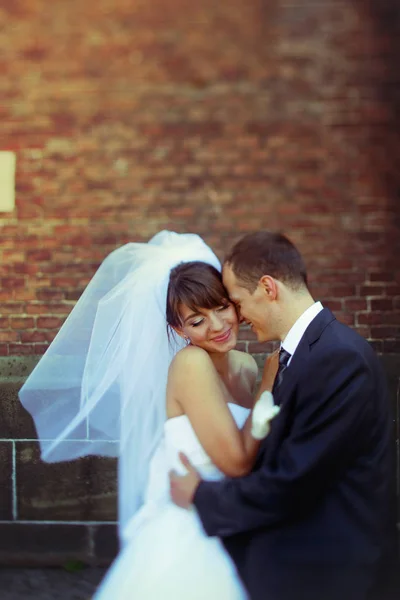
left=166, top=261, right=230, bottom=329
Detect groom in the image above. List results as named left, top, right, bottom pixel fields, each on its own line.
left=170, top=231, right=392, bottom=600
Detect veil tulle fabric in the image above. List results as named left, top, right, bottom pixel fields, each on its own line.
left=19, top=231, right=221, bottom=539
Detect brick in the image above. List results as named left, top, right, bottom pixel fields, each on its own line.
left=20, top=330, right=49, bottom=343
left=358, top=312, right=387, bottom=326
left=381, top=312, right=400, bottom=326
left=234, top=341, right=247, bottom=352
left=8, top=344, right=38, bottom=355
left=322, top=300, right=343, bottom=312
left=25, top=303, right=71, bottom=315
left=370, top=326, right=400, bottom=339
left=36, top=288, right=66, bottom=301
left=344, top=298, right=368, bottom=312
left=10, top=317, right=35, bottom=330
left=2, top=251, right=25, bottom=262
left=1, top=278, right=26, bottom=289
left=247, top=341, right=273, bottom=354
left=385, top=284, right=400, bottom=296
left=12, top=263, right=39, bottom=275
left=313, top=285, right=357, bottom=299
left=12, top=289, right=38, bottom=301
left=25, top=250, right=53, bottom=262
left=237, top=327, right=258, bottom=341
left=369, top=272, right=397, bottom=284
left=36, top=316, right=65, bottom=329
left=0, top=331, right=19, bottom=343
left=370, top=299, right=394, bottom=311
left=359, top=285, right=386, bottom=297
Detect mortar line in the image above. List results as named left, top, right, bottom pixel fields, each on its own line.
left=0, top=519, right=117, bottom=525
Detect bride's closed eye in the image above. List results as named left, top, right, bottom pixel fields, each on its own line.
left=191, top=319, right=204, bottom=327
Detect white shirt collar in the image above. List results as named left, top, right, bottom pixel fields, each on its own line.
left=282, top=301, right=323, bottom=362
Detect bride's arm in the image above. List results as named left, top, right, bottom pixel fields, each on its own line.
left=167, top=347, right=278, bottom=478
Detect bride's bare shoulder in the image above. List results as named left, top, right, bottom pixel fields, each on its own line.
left=169, top=345, right=213, bottom=373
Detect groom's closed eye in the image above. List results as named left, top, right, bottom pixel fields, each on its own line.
left=231, top=302, right=243, bottom=320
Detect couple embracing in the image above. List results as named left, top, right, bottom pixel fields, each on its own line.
left=20, top=230, right=392, bottom=600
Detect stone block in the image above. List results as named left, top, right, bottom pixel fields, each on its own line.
left=16, top=441, right=117, bottom=521
left=0, top=382, right=37, bottom=439
left=0, top=357, right=39, bottom=439
left=92, top=524, right=119, bottom=563
left=0, top=523, right=90, bottom=566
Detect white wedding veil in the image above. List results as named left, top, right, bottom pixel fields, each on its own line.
left=19, top=231, right=221, bottom=539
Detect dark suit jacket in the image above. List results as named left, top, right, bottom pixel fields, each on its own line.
left=194, top=308, right=392, bottom=600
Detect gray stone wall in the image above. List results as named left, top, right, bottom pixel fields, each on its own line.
left=0, top=357, right=118, bottom=566
left=0, top=354, right=398, bottom=566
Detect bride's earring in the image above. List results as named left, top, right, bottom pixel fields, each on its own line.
left=184, top=336, right=190, bottom=345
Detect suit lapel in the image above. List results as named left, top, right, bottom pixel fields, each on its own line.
left=255, top=308, right=337, bottom=464
left=273, top=307, right=336, bottom=407
left=273, top=339, right=309, bottom=406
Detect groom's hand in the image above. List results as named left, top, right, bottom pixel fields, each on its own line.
left=169, top=452, right=201, bottom=509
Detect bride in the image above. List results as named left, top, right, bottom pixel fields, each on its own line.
left=19, top=231, right=278, bottom=599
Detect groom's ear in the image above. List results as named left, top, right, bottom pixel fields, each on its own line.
left=259, top=275, right=278, bottom=301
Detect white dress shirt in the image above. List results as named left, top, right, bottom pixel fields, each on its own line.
left=282, top=301, right=323, bottom=365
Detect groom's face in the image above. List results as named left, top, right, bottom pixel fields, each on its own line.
left=222, top=264, right=275, bottom=343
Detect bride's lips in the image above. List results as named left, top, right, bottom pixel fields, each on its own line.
left=212, top=329, right=232, bottom=343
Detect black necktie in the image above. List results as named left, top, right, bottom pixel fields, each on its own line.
left=272, top=348, right=291, bottom=397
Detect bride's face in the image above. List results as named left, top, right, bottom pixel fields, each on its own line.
left=178, top=302, right=239, bottom=353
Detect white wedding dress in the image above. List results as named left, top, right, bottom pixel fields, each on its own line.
left=94, top=402, right=249, bottom=600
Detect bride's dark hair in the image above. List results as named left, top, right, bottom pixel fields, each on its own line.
left=166, top=261, right=230, bottom=329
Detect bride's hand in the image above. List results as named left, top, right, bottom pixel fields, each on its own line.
left=169, top=452, right=201, bottom=509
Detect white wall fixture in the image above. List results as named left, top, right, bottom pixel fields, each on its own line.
left=0, top=151, right=16, bottom=212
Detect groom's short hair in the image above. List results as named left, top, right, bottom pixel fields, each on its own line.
left=225, top=231, right=308, bottom=292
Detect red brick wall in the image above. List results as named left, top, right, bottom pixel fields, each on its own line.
left=1, top=0, right=400, bottom=356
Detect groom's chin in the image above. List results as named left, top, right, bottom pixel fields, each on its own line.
left=254, top=330, right=269, bottom=343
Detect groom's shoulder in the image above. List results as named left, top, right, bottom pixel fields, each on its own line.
left=313, top=315, right=380, bottom=368
left=324, top=315, right=373, bottom=350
